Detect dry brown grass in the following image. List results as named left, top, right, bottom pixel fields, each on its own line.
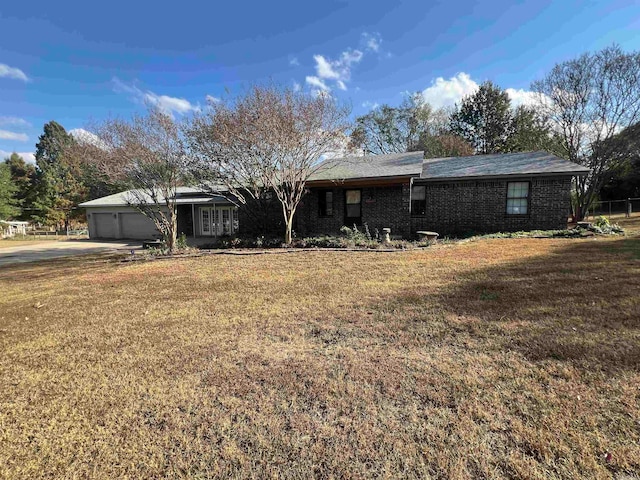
left=0, top=236, right=84, bottom=249
left=1, top=220, right=639, bottom=479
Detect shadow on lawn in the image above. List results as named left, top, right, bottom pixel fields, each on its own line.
left=396, top=235, right=640, bottom=372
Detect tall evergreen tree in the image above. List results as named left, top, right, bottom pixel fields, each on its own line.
left=450, top=81, right=513, bottom=154
left=33, top=121, right=87, bottom=229
left=0, top=163, right=19, bottom=220
left=3, top=153, right=36, bottom=220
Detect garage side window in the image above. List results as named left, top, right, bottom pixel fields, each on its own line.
left=411, top=185, right=426, bottom=216
left=506, top=182, right=529, bottom=215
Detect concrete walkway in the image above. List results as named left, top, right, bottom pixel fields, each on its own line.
left=0, top=240, right=141, bottom=266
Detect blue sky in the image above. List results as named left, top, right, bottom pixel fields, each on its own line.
left=1, top=0, right=639, bottom=162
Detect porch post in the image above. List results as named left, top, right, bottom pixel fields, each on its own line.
left=191, top=203, right=196, bottom=239
left=213, top=202, right=217, bottom=237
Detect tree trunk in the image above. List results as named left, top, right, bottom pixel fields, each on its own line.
left=573, top=179, right=588, bottom=222
left=284, top=209, right=295, bottom=245
left=167, top=206, right=178, bottom=253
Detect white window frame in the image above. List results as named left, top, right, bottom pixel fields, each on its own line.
left=506, top=181, right=530, bottom=215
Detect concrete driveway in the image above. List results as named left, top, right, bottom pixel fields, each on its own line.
left=0, top=240, right=141, bottom=266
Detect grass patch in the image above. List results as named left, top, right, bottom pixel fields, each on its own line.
left=0, top=228, right=639, bottom=478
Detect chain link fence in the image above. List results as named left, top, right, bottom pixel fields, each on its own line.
left=586, top=197, right=640, bottom=220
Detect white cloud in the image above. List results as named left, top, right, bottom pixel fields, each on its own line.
left=0, top=116, right=30, bottom=127
left=68, top=128, right=108, bottom=150
left=420, top=72, right=541, bottom=110
left=305, top=75, right=330, bottom=92
left=0, top=150, right=35, bottom=163
left=289, top=56, right=299, bottom=66
left=310, top=49, right=363, bottom=92
left=144, top=93, right=196, bottom=115
left=420, top=72, right=479, bottom=109
left=205, top=94, right=220, bottom=104
left=300, top=35, right=382, bottom=94
left=505, top=88, right=540, bottom=108
left=0, top=130, right=28, bottom=142
left=292, top=81, right=301, bottom=92
left=112, top=77, right=199, bottom=116
left=0, top=63, right=29, bottom=82
left=362, top=101, right=379, bottom=110
left=314, top=55, right=340, bottom=80
left=362, top=32, right=382, bottom=52
left=340, top=49, right=364, bottom=65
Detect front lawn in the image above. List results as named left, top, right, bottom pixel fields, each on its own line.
left=1, top=222, right=639, bottom=478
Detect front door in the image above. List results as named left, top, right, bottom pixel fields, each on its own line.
left=344, top=189, right=362, bottom=226
left=200, top=208, right=212, bottom=235
left=200, top=206, right=239, bottom=236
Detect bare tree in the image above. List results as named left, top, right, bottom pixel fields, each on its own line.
left=349, top=94, right=435, bottom=154
left=189, top=85, right=351, bottom=244
left=71, top=109, right=190, bottom=252
left=417, top=133, right=474, bottom=158
left=532, top=45, right=640, bottom=220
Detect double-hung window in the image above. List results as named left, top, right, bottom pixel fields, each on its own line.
left=344, top=189, right=362, bottom=224
left=411, top=185, right=426, bottom=215
left=319, top=190, right=333, bottom=217
left=506, top=182, right=529, bottom=215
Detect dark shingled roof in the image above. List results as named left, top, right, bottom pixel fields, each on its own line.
left=310, top=151, right=424, bottom=181
left=309, top=150, right=589, bottom=182
left=420, top=151, right=590, bottom=180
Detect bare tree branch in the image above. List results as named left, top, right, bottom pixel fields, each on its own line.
left=532, top=45, right=640, bottom=219
left=188, top=85, right=352, bottom=243
left=68, top=108, right=190, bottom=252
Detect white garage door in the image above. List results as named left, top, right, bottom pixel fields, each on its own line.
left=93, top=213, right=116, bottom=238
left=120, top=213, right=159, bottom=239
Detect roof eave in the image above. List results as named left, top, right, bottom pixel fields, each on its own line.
left=416, top=170, right=589, bottom=183
left=81, top=199, right=234, bottom=208
left=307, top=173, right=419, bottom=186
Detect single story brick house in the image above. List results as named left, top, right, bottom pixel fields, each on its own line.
left=80, top=151, right=589, bottom=240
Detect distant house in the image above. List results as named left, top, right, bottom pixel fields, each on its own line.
left=80, top=151, right=589, bottom=240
